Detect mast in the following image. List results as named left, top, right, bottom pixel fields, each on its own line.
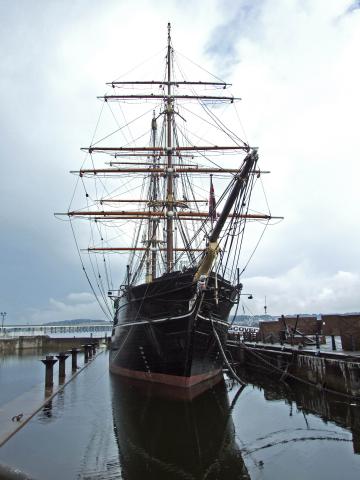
left=61, top=24, right=283, bottom=287
left=166, top=22, right=174, bottom=272
left=151, top=112, right=158, bottom=280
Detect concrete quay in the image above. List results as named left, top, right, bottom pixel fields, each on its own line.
left=0, top=336, right=105, bottom=354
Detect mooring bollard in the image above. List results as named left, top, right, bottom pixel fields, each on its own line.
left=41, top=355, right=58, bottom=388
left=82, top=344, right=89, bottom=362
left=331, top=335, right=337, bottom=351
left=56, top=352, right=69, bottom=379
left=70, top=348, right=80, bottom=371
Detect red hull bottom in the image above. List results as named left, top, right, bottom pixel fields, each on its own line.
left=111, top=372, right=224, bottom=400
left=109, top=364, right=222, bottom=388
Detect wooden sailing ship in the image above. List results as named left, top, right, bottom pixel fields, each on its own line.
left=61, top=24, right=281, bottom=388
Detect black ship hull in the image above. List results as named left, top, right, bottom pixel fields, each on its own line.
left=109, top=269, right=238, bottom=387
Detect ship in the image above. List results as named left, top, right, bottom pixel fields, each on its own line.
left=62, top=23, right=281, bottom=389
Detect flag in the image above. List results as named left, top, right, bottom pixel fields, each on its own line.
left=209, top=175, right=216, bottom=224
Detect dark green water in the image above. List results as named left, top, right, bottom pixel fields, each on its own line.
left=0, top=351, right=360, bottom=479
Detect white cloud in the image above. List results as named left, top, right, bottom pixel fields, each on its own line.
left=24, top=293, right=107, bottom=324
left=244, top=263, right=360, bottom=315
left=205, top=0, right=360, bottom=315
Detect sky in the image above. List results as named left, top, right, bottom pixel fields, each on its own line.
left=1, top=0, right=360, bottom=323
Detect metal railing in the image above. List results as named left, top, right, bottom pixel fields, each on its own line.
left=0, top=324, right=112, bottom=337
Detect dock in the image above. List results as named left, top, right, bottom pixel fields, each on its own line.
left=0, top=341, right=104, bottom=448
left=227, top=313, right=360, bottom=398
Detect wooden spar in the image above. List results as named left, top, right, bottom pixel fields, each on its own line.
left=86, top=247, right=204, bottom=252
left=106, top=81, right=231, bottom=87
left=107, top=161, right=267, bottom=172
left=97, top=199, right=208, bottom=203
left=209, top=152, right=258, bottom=243
left=82, top=146, right=250, bottom=153
left=110, top=153, right=196, bottom=158
left=66, top=210, right=279, bottom=220
left=107, top=162, right=197, bottom=166
left=75, top=168, right=269, bottom=175
left=98, top=199, right=155, bottom=203
left=76, top=216, right=280, bottom=221
left=194, top=150, right=258, bottom=281
left=99, top=94, right=240, bottom=101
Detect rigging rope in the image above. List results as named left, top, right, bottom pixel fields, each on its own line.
left=69, top=219, right=112, bottom=321
left=211, top=318, right=246, bottom=386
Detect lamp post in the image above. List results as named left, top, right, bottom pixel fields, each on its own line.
left=1, top=312, right=7, bottom=335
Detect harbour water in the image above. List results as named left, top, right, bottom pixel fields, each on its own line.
left=0, top=350, right=360, bottom=479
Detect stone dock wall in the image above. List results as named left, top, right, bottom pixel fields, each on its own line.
left=229, top=343, right=360, bottom=398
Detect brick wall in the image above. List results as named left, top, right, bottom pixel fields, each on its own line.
left=322, top=314, right=341, bottom=335
left=321, top=314, right=360, bottom=350
left=278, top=316, right=319, bottom=335
left=338, top=315, right=360, bottom=351
left=259, top=321, right=284, bottom=342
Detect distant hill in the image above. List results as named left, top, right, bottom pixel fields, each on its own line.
left=231, top=315, right=276, bottom=327
left=231, top=313, right=360, bottom=327
left=43, top=318, right=111, bottom=326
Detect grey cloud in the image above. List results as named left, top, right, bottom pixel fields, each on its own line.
left=345, top=1, right=360, bottom=14
left=0, top=0, right=114, bottom=323
left=205, top=0, right=265, bottom=76
left=1, top=0, right=360, bottom=322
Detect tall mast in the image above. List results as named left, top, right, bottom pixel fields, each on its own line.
left=166, top=22, right=174, bottom=272
left=145, top=112, right=158, bottom=283
left=62, top=24, right=284, bottom=286
left=151, top=112, right=158, bottom=280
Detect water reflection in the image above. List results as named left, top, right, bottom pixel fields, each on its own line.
left=41, top=400, right=53, bottom=420
left=110, top=375, right=250, bottom=479
left=238, top=368, right=360, bottom=455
